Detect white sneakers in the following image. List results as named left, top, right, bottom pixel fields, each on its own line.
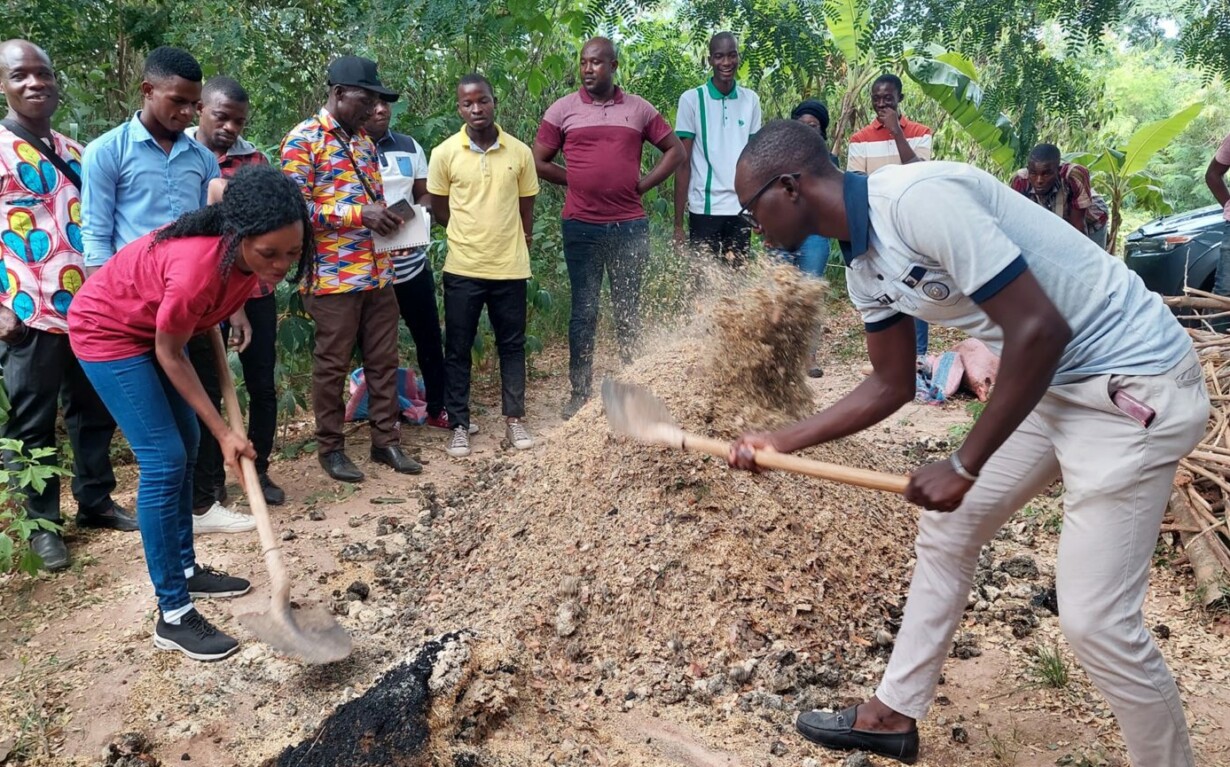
left=447, top=426, right=472, bottom=458
left=447, top=421, right=534, bottom=456
left=192, top=502, right=256, bottom=534
left=505, top=420, right=534, bottom=450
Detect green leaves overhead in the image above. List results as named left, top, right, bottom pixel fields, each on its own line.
left=824, top=0, right=870, bottom=65
left=906, top=52, right=1019, bottom=173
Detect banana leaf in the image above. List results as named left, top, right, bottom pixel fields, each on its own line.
left=824, top=0, right=869, bottom=65
left=1127, top=171, right=1172, bottom=216
left=906, top=53, right=1018, bottom=172
left=1120, top=102, right=1204, bottom=177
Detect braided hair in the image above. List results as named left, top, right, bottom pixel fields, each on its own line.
left=152, top=164, right=314, bottom=284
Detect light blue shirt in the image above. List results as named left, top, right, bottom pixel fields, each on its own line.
left=80, top=112, right=219, bottom=267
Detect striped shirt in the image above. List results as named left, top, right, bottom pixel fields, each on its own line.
left=372, top=130, right=430, bottom=284
left=675, top=80, right=762, bottom=216
left=845, top=116, right=932, bottom=175
left=536, top=87, right=673, bottom=223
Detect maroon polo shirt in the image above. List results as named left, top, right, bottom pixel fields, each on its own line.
left=536, top=86, right=673, bottom=224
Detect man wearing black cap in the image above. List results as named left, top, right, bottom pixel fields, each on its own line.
left=280, top=55, right=421, bottom=482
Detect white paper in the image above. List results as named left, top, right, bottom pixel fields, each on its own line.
left=372, top=203, right=430, bottom=253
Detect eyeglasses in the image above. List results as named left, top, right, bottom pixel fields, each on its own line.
left=738, top=172, right=800, bottom=231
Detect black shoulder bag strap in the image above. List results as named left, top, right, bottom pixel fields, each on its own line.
left=1, top=118, right=82, bottom=191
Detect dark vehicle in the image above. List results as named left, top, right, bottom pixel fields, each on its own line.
left=1124, top=204, right=1229, bottom=296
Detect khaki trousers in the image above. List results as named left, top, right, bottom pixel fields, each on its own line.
left=877, top=351, right=1208, bottom=767
left=304, top=287, right=401, bottom=453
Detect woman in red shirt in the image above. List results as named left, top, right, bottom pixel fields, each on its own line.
left=69, top=164, right=312, bottom=661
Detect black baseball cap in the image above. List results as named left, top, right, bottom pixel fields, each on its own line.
left=326, top=56, right=399, bottom=101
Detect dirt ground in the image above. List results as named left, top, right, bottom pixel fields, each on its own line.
left=1, top=301, right=1228, bottom=767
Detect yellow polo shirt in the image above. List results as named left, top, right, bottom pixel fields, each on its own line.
left=427, top=126, right=539, bottom=280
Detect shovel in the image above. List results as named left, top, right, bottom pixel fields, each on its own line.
left=210, top=328, right=353, bottom=664
left=601, top=379, right=910, bottom=494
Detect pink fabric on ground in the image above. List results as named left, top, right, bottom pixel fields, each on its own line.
left=956, top=338, right=1000, bottom=401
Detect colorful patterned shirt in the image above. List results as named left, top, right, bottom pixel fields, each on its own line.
left=0, top=124, right=86, bottom=334
left=280, top=108, right=390, bottom=295
left=1010, top=162, right=1109, bottom=233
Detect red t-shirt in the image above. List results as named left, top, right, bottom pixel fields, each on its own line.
left=536, top=88, right=673, bottom=224
left=69, top=231, right=258, bottom=362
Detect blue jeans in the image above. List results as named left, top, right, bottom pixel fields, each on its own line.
left=80, top=353, right=200, bottom=614
left=562, top=218, right=650, bottom=398
left=776, top=234, right=830, bottom=278
left=915, top=319, right=930, bottom=357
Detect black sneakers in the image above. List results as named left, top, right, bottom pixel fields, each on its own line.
left=187, top=565, right=251, bottom=598
left=154, top=609, right=239, bottom=661
left=259, top=473, right=286, bottom=506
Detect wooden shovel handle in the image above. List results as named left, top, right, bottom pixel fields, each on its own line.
left=679, top=432, right=910, bottom=495
left=209, top=328, right=292, bottom=604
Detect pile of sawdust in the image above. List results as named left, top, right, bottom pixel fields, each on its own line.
left=368, top=264, right=918, bottom=763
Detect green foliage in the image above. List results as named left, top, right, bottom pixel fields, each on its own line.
left=1070, top=102, right=1205, bottom=252
left=825, top=0, right=871, bottom=66
left=906, top=50, right=1019, bottom=172
left=946, top=399, right=986, bottom=441
left=1175, top=0, right=1230, bottom=82
left=0, top=438, right=69, bottom=576
left=1027, top=641, right=1071, bottom=689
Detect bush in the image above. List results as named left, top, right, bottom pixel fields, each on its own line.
left=0, top=438, right=70, bottom=576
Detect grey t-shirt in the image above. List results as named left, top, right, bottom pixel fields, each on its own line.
left=843, top=162, right=1190, bottom=384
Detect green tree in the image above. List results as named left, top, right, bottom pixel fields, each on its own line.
left=1070, top=102, right=1206, bottom=252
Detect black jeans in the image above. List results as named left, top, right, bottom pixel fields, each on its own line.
left=393, top=268, right=446, bottom=418
left=563, top=218, right=649, bottom=399
left=443, top=274, right=527, bottom=431
left=191, top=292, right=280, bottom=508
left=689, top=212, right=751, bottom=267
left=222, top=293, right=278, bottom=474
left=187, top=333, right=225, bottom=511
left=0, top=329, right=117, bottom=523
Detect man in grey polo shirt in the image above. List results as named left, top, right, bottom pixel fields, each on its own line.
left=728, top=120, right=1207, bottom=767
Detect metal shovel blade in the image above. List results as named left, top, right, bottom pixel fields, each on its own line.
left=601, top=379, right=685, bottom=447
left=238, top=603, right=353, bottom=665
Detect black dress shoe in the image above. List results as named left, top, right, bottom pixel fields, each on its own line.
left=30, top=530, right=70, bottom=572
left=319, top=451, right=364, bottom=483
left=795, top=706, right=919, bottom=764
left=258, top=473, right=286, bottom=506
left=75, top=502, right=139, bottom=532
left=370, top=445, right=423, bottom=475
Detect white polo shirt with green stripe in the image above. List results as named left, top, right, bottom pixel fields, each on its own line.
left=675, top=79, right=762, bottom=216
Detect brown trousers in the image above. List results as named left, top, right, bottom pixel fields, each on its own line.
left=303, top=287, right=401, bottom=453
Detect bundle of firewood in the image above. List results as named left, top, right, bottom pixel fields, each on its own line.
left=1164, top=290, right=1230, bottom=606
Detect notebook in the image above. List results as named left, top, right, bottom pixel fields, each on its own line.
left=373, top=203, right=431, bottom=253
